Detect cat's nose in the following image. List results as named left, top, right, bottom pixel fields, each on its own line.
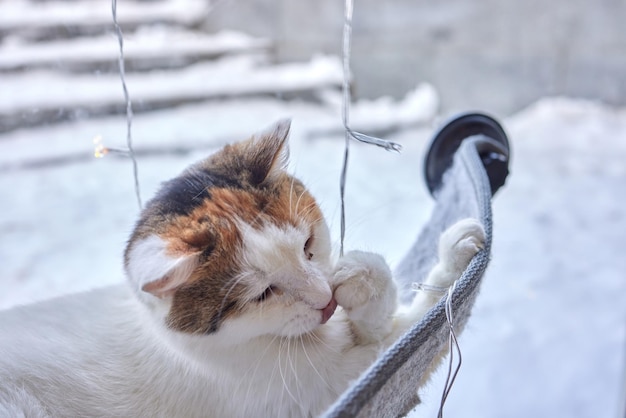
left=319, top=297, right=337, bottom=324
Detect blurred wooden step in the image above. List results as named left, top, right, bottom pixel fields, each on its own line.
left=0, top=29, right=272, bottom=72
left=0, top=0, right=210, bottom=41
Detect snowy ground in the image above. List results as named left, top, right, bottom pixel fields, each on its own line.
left=417, top=99, right=626, bottom=418
left=1, top=92, right=624, bottom=417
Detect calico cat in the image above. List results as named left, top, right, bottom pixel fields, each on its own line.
left=0, top=119, right=484, bottom=417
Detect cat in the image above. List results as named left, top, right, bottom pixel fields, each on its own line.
left=0, top=119, right=485, bottom=418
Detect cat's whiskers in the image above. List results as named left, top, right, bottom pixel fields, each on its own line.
left=295, top=204, right=326, bottom=232
left=286, top=337, right=308, bottom=416
left=306, top=334, right=337, bottom=365
left=216, top=273, right=248, bottom=324
left=293, top=189, right=308, bottom=218
left=188, top=174, right=210, bottom=202
left=288, top=175, right=296, bottom=218
left=263, top=322, right=296, bottom=409
left=299, top=334, right=334, bottom=392
left=278, top=337, right=302, bottom=409
left=267, top=324, right=310, bottom=415
left=264, top=335, right=283, bottom=412
left=294, top=201, right=316, bottom=219
left=218, top=275, right=244, bottom=303
left=305, top=328, right=342, bottom=354
left=242, top=333, right=281, bottom=409
left=277, top=337, right=295, bottom=417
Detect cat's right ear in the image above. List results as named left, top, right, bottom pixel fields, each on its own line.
left=248, top=118, right=291, bottom=185
left=125, top=235, right=199, bottom=299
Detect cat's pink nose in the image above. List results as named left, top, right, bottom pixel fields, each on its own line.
left=319, top=297, right=337, bottom=324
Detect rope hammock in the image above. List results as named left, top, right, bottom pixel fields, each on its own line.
left=325, top=114, right=510, bottom=417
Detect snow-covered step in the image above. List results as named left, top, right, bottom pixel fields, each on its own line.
left=0, top=87, right=440, bottom=170
left=0, top=0, right=211, bottom=41
left=0, top=55, right=343, bottom=133
left=0, top=29, right=272, bottom=72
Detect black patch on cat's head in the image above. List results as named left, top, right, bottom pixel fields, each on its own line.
left=141, top=119, right=290, bottom=220
left=150, top=169, right=245, bottom=218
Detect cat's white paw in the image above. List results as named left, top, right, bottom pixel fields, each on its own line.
left=332, top=251, right=396, bottom=320
left=435, top=218, right=485, bottom=286
left=332, top=251, right=397, bottom=342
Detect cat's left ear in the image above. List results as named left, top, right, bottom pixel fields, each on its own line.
left=125, top=235, right=199, bottom=299
left=248, top=118, right=291, bottom=184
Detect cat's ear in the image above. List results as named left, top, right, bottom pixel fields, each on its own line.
left=248, top=118, right=291, bottom=185
left=125, top=235, right=199, bottom=299
left=140, top=255, right=198, bottom=298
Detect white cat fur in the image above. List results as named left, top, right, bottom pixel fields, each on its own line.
left=0, top=216, right=484, bottom=418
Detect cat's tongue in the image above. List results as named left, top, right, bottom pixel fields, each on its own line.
left=320, top=298, right=337, bottom=324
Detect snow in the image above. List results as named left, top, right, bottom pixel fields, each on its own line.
left=0, top=0, right=210, bottom=32
left=0, top=55, right=344, bottom=117
left=311, top=83, right=440, bottom=135
left=0, top=28, right=270, bottom=71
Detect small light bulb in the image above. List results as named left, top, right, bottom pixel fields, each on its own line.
left=92, top=135, right=110, bottom=158
left=94, top=144, right=109, bottom=158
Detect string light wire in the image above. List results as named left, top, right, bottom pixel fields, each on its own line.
left=110, top=0, right=142, bottom=209
left=339, top=0, right=401, bottom=256
left=438, top=280, right=463, bottom=417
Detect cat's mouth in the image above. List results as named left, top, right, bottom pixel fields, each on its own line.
left=319, top=298, right=337, bottom=325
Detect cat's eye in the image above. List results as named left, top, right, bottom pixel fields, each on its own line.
left=255, top=285, right=277, bottom=302
left=304, top=235, right=314, bottom=260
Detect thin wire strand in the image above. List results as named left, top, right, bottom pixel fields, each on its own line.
left=112, top=0, right=142, bottom=209
left=339, top=0, right=353, bottom=257
left=411, top=282, right=448, bottom=295
left=412, top=278, right=464, bottom=416
left=339, top=0, right=402, bottom=256
left=437, top=280, right=463, bottom=418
